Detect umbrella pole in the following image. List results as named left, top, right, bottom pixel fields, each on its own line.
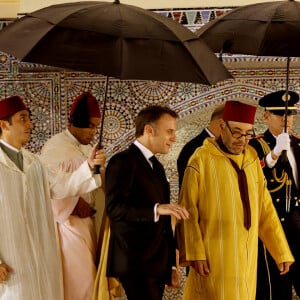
left=94, top=76, right=109, bottom=174
left=284, top=56, right=290, bottom=133
left=281, top=57, right=290, bottom=163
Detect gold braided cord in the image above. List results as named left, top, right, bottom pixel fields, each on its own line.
left=270, top=170, right=288, bottom=193
left=257, top=138, right=272, bottom=156
left=257, top=138, right=290, bottom=193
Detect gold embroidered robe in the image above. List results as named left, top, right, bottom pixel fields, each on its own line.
left=177, top=138, right=294, bottom=300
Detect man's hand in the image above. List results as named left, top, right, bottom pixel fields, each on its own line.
left=166, top=267, right=180, bottom=289
left=273, top=132, right=290, bottom=157
left=277, top=261, right=293, bottom=275
left=191, top=260, right=210, bottom=277
left=0, top=262, right=13, bottom=283
left=157, top=203, right=189, bottom=220
left=88, top=144, right=106, bottom=169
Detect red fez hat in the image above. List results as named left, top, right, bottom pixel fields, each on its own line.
left=0, top=96, right=28, bottom=119
left=70, top=92, right=101, bottom=118
left=222, top=101, right=256, bottom=124
left=70, top=92, right=101, bottom=128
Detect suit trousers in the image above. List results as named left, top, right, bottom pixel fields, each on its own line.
left=120, top=276, right=165, bottom=300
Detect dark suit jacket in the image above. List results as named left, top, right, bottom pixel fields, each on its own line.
left=177, top=129, right=210, bottom=189
left=105, top=144, right=176, bottom=282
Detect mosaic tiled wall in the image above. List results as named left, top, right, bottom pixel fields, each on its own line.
left=1, top=7, right=300, bottom=300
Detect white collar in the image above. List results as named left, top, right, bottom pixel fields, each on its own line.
left=134, top=140, right=153, bottom=161
left=205, top=127, right=215, bottom=137
left=0, top=139, right=21, bottom=153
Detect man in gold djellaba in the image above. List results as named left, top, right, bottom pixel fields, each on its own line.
left=176, top=100, right=294, bottom=300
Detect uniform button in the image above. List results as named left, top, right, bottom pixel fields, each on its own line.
left=294, top=197, right=298, bottom=200
left=281, top=218, right=285, bottom=222
left=276, top=198, right=280, bottom=202
left=270, top=179, right=274, bottom=182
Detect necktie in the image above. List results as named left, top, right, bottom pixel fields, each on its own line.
left=0, top=142, right=23, bottom=171
left=150, top=155, right=166, bottom=180
left=15, top=151, right=23, bottom=171
left=228, top=158, right=251, bottom=230
left=216, top=138, right=251, bottom=230
left=150, top=155, right=160, bottom=171
left=150, top=155, right=169, bottom=201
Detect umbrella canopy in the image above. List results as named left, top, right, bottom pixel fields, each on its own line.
left=196, top=0, right=300, bottom=57
left=196, top=0, right=300, bottom=136
left=0, top=0, right=231, bottom=85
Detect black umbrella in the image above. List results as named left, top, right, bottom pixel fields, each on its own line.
left=0, top=1, right=232, bottom=173
left=196, top=0, right=300, bottom=133
left=196, top=0, right=300, bottom=161
left=0, top=1, right=231, bottom=85
left=197, top=0, right=300, bottom=57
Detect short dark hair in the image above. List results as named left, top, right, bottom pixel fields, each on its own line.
left=0, top=116, right=12, bottom=135
left=210, top=103, right=225, bottom=121
left=135, top=105, right=178, bottom=138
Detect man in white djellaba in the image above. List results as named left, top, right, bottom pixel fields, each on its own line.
left=0, top=95, right=106, bottom=300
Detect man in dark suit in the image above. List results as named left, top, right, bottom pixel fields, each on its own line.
left=177, top=103, right=224, bottom=189
left=249, top=90, right=300, bottom=300
left=105, top=105, right=189, bottom=300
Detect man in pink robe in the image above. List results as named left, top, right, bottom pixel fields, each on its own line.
left=40, top=92, right=106, bottom=300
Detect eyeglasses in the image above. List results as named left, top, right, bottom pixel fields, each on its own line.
left=225, top=121, right=255, bottom=140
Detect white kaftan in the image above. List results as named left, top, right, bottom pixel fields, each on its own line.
left=0, top=146, right=100, bottom=300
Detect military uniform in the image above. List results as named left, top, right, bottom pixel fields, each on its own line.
left=249, top=90, right=300, bottom=300
left=251, top=131, right=300, bottom=215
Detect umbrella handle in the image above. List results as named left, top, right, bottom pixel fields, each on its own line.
left=94, top=143, right=103, bottom=174
left=281, top=150, right=288, bottom=162
left=94, top=165, right=101, bottom=174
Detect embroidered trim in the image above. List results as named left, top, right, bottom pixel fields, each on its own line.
left=257, top=138, right=290, bottom=193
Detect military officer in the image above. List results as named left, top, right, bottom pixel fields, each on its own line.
left=250, top=90, right=300, bottom=300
